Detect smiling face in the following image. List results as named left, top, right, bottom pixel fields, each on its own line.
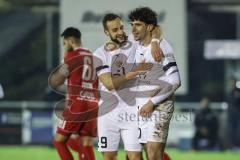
left=128, top=7, right=157, bottom=43
left=130, top=20, right=148, bottom=42
left=104, top=18, right=126, bottom=45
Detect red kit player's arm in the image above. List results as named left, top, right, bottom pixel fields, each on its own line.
left=49, top=64, right=68, bottom=90
left=49, top=52, right=74, bottom=90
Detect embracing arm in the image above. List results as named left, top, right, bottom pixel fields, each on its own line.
left=151, top=25, right=164, bottom=62
left=99, top=61, right=153, bottom=91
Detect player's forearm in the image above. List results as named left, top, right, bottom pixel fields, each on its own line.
left=49, top=64, right=68, bottom=89
left=49, top=72, right=67, bottom=89
left=99, top=61, right=152, bottom=90
left=99, top=72, right=128, bottom=91
left=111, top=75, right=127, bottom=90
left=150, top=79, right=181, bottom=105
left=111, top=71, right=138, bottom=90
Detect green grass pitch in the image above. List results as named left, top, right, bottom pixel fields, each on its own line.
left=0, top=146, right=239, bottom=160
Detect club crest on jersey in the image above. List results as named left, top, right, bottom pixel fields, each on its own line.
left=104, top=42, right=117, bottom=51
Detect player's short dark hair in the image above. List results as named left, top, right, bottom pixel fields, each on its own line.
left=128, top=7, right=157, bottom=25
left=102, top=13, right=121, bottom=30
left=61, top=27, right=81, bottom=39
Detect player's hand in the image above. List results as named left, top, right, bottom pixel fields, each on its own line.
left=151, top=42, right=163, bottom=62
left=134, top=60, right=153, bottom=73
left=151, top=25, right=161, bottom=39
left=151, top=25, right=164, bottom=62
left=126, top=60, right=153, bottom=80
left=139, top=100, right=154, bottom=117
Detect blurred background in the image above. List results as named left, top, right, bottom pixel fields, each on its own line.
left=0, top=0, right=240, bottom=159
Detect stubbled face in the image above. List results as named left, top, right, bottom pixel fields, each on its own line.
left=131, top=20, right=148, bottom=41
left=105, top=18, right=127, bottom=45
left=63, top=38, right=74, bottom=52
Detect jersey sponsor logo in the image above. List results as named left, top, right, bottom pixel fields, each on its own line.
left=78, top=90, right=98, bottom=102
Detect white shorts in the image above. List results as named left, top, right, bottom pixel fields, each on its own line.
left=138, top=100, right=174, bottom=144
left=98, top=106, right=142, bottom=152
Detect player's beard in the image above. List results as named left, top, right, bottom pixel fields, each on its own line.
left=67, top=48, right=74, bottom=52
left=110, top=34, right=127, bottom=45
left=66, top=46, right=74, bottom=52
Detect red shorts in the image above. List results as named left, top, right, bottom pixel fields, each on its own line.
left=57, top=118, right=97, bottom=137
left=56, top=98, right=98, bottom=137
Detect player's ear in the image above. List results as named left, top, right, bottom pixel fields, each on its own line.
left=104, top=29, right=110, bottom=36
left=69, top=37, right=75, bottom=45
left=147, top=24, right=154, bottom=32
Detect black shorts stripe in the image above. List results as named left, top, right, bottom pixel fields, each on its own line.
left=96, top=65, right=109, bottom=72
left=163, top=62, right=177, bottom=72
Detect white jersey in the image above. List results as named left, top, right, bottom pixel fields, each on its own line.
left=93, top=40, right=138, bottom=109
left=135, top=38, right=181, bottom=107
left=134, top=38, right=181, bottom=143
left=93, top=40, right=142, bottom=152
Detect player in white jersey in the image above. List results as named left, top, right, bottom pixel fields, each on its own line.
left=93, top=13, right=161, bottom=160
left=129, top=7, right=181, bottom=160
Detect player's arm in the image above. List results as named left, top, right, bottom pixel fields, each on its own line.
left=49, top=52, right=84, bottom=90
left=150, top=78, right=181, bottom=105
left=139, top=75, right=181, bottom=117
left=140, top=41, right=181, bottom=117
left=151, top=25, right=164, bottom=62
left=98, top=73, right=126, bottom=91
left=150, top=39, right=181, bottom=105
left=98, top=61, right=153, bottom=91
left=49, top=63, right=68, bottom=90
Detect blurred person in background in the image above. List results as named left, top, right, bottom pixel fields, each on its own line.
left=0, top=83, right=4, bottom=99
left=192, top=97, right=219, bottom=150
left=227, top=76, right=240, bottom=150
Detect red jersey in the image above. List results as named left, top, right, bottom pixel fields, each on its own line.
left=64, top=47, right=98, bottom=113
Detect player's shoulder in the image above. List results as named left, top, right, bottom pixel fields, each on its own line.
left=93, top=45, right=105, bottom=57
left=78, top=47, right=91, bottom=53
left=93, top=45, right=105, bottom=55
left=65, top=47, right=92, bottom=61
left=160, top=38, right=174, bottom=54
left=92, top=45, right=107, bottom=63
left=64, top=50, right=76, bottom=61
left=160, top=38, right=171, bottom=46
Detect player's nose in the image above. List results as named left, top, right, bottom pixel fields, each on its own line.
left=131, top=24, right=136, bottom=30
left=117, top=29, right=124, bottom=35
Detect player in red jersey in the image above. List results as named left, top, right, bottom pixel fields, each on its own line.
left=49, top=27, right=98, bottom=160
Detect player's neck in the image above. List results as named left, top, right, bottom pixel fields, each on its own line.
left=141, top=33, right=152, bottom=46
left=72, top=43, right=82, bottom=50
